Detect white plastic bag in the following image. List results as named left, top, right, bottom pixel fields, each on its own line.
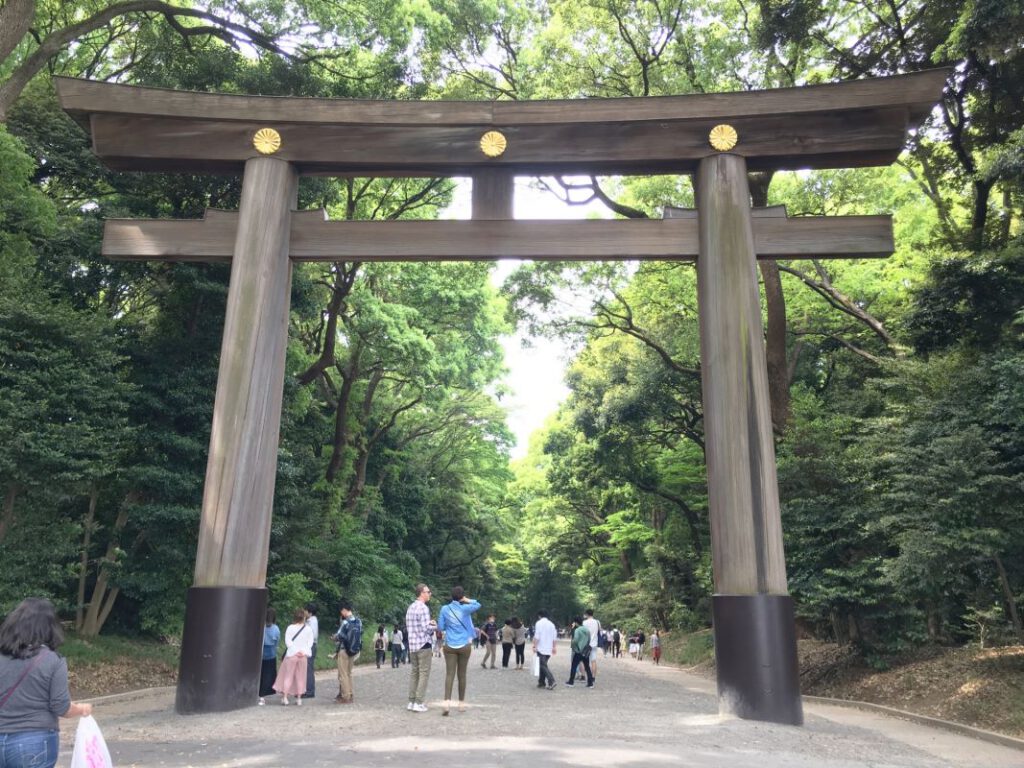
left=532, top=654, right=540, bottom=677
left=70, top=715, right=113, bottom=768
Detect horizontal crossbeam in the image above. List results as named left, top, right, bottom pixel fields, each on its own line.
left=56, top=70, right=948, bottom=176
left=102, top=210, right=893, bottom=262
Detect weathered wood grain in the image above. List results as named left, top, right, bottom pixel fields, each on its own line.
left=102, top=213, right=893, bottom=262
left=472, top=170, right=514, bottom=220
left=696, top=153, right=789, bottom=596
left=83, top=107, right=911, bottom=176
left=56, top=70, right=946, bottom=126
left=54, top=70, right=949, bottom=176
left=193, top=157, right=296, bottom=588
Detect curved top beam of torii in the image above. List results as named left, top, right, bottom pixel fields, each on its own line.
left=55, top=69, right=948, bottom=177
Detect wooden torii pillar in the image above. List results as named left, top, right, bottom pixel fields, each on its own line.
left=56, top=70, right=947, bottom=721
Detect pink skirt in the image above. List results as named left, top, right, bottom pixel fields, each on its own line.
left=273, top=655, right=308, bottom=696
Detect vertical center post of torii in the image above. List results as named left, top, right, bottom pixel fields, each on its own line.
left=176, top=156, right=297, bottom=714
left=696, top=153, right=801, bottom=725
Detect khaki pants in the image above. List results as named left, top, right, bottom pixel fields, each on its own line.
left=481, top=641, right=497, bottom=668
left=443, top=643, right=472, bottom=702
left=336, top=652, right=354, bottom=701
left=408, top=647, right=432, bottom=704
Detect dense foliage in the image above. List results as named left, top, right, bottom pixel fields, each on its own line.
left=0, top=0, right=1021, bottom=655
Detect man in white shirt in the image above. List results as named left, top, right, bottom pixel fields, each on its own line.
left=582, top=609, right=601, bottom=682
left=532, top=610, right=557, bottom=690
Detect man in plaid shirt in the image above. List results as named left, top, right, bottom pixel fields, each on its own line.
left=404, top=584, right=437, bottom=712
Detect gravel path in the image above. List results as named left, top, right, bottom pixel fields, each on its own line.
left=58, top=648, right=1021, bottom=768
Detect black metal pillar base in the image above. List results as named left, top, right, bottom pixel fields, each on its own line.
left=712, top=594, right=803, bottom=726
left=175, top=586, right=267, bottom=714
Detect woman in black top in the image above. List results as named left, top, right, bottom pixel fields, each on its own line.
left=0, top=598, right=93, bottom=768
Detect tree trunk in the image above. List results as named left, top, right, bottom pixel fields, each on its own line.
left=747, top=171, right=790, bottom=433
left=0, top=484, right=18, bottom=544
left=994, top=553, right=1024, bottom=644
left=325, top=368, right=356, bottom=483
left=0, top=0, right=35, bottom=67
left=760, top=260, right=791, bottom=433
left=342, top=446, right=370, bottom=514
left=618, top=550, right=634, bottom=580
left=970, top=179, right=992, bottom=251
left=80, top=504, right=129, bottom=637
left=75, top=486, right=99, bottom=631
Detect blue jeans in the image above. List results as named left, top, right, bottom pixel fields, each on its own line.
left=0, top=730, right=59, bottom=768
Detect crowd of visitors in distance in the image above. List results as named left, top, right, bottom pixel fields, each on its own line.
left=0, top=588, right=667, bottom=768
left=259, top=585, right=664, bottom=715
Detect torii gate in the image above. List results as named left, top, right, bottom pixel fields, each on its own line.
left=56, top=69, right=947, bottom=724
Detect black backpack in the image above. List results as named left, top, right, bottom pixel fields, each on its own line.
left=345, top=617, right=363, bottom=656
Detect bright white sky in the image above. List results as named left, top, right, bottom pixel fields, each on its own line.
left=442, top=178, right=611, bottom=458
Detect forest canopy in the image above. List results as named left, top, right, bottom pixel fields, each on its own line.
left=0, top=0, right=1021, bottom=652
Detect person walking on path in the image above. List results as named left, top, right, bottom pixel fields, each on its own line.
left=301, top=602, right=319, bottom=699
left=532, top=610, right=557, bottom=690
left=437, top=586, right=481, bottom=716
left=480, top=614, right=498, bottom=669
left=512, top=617, right=527, bottom=670
left=635, top=629, right=645, bottom=661
left=404, top=583, right=437, bottom=713
left=650, top=630, right=662, bottom=665
left=258, top=608, right=280, bottom=705
left=390, top=625, right=404, bottom=669
left=372, top=625, right=388, bottom=669
left=612, top=627, right=621, bottom=658
left=565, top=617, right=595, bottom=688
left=500, top=619, right=515, bottom=669
left=0, top=598, right=93, bottom=768
left=274, top=608, right=312, bottom=706
left=582, top=609, right=601, bottom=681
left=330, top=600, right=362, bottom=704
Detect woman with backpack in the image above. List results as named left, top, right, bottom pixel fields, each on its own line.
left=373, top=625, right=388, bottom=669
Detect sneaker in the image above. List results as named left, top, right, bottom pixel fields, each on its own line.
left=546, top=682, right=557, bottom=690
left=564, top=681, right=575, bottom=687
left=258, top=697, right=266, bottom=706
left=586, top=684, right=595, bottom=688
left=407, top=702, right=414, bottom=711
left=412, top=703, right=428, bottom=713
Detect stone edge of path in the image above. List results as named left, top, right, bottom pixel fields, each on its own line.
left=78, top=680, right=1024, bottom=753
left=803, top=694, right=1024, bottom=752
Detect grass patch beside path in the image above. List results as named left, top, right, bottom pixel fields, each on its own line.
left=63, top=633, right=180, bottom=698
left=63, top=633, right=181, bottom=668
left=659, top=628, right=715, bottom=669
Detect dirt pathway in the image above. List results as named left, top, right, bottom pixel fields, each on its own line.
left=60, top=648, right=1022, bottom=767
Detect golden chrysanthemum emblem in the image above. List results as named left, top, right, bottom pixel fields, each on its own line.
left=709, top=124, right=738, bottom=151
left=253, top=128, right=282, bottom=155
left=480, top=130, right=507, bottom=158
